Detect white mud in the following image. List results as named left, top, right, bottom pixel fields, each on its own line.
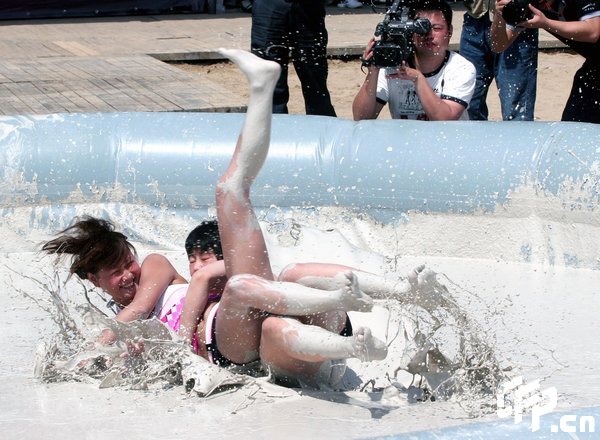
left=1, top=190, right=599, bottom=438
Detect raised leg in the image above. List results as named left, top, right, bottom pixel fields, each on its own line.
left=212, top=50, right=376, bottom=366
left=213, top=49, right=281, bottom=364
left=215, top=48, right=281, bottom=281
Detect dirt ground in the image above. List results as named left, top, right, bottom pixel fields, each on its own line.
left=177, top=50, right=581, bottom=121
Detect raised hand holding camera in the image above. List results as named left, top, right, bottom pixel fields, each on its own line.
left=496, top=0, right=547, bottom=29
left=501, top=0, right=537, bottom=25
left=385, top=61, right=421, bottom=83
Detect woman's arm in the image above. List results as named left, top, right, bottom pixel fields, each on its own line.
left=96, top=254, right=184, bottom=346
left=178, top=260, right=226, bottom=343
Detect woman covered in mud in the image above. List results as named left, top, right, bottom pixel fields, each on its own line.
left=42, top=49, right=439, bottom=388
left=41, top=216, right=189, bottom=344
left=180, top=48, right=392, bottom=386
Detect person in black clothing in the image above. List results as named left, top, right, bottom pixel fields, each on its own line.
left=491, top=0, right=599, bottom=123
left=250, top=0, right=337, bottom=116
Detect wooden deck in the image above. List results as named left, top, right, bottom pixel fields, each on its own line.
left=0, top=55, right=245, bottom=114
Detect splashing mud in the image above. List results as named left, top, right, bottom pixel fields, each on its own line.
left=2, top=200, right=599, bottom=437
left=26, top=216, right=510, bottom=418
left=26, top=268, right=252, bottom=396
left=0, top=180, right=596, bottom=440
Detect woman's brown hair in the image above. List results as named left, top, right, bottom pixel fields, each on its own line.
left=42, top=216, right=136, bottom=279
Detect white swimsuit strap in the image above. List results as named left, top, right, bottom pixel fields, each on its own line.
left=204, top=302, right=220, bottom=364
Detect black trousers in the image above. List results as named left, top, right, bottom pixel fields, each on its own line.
left=250, top=0, right=336, bottom=116
left=562, top=57, right=600, bottom=124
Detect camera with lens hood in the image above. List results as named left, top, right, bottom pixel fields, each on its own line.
left=364, top=0, right=432, bottom=68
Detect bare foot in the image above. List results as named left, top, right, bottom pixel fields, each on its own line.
left=215, top=48, right=280, bottom=191
left=336, top=271, right=374, bottom=312
left=217, top=48, right=281, bottom=92
left=352, top=327, right=388, bottom=362
left=408, top=265, right=450, bottom=312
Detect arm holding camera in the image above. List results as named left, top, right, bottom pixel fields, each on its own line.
left=519, top=6, right=599, bottom=42
left=352, top=38, right=386, bottom=120
left=394, top=62, right=470, bottom=121
left=490, top=1, right=519, bottom=52
left=491, top=0, right=600, bottom=53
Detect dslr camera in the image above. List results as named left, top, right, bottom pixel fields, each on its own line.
left=502, top=0, right=540, bottom=26
left=364, top=0, right=431, bottom=68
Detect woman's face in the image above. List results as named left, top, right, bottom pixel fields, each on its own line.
left=88, top=251, right=141, bottom=306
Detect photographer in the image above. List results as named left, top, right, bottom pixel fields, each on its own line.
left=352, top=0, right=476, bottom=121
left=460, top=0, right=538, bottom=120
left=491, top=0, right=599, bottom=123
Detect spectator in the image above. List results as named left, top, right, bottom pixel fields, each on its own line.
left=251, top=0, right=337, bottom=116
left=460, top=0, right=538, bottom=120
left=353, top=0, right=476, bottom=120
left=491, top=0, right=599, bottom=123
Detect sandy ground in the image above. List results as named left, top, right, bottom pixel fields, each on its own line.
left=177, top=50, right=580, bottom=121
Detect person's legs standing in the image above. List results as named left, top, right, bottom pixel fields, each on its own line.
left=251, top=0, right=292, bottom=114
left=291, top=0, right=336, bottom=116
left=496, top=28, right=538, bottom=120
left=460, top=14, right=495, bottom=120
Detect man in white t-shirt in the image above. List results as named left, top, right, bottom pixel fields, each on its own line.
left=353, top=0, right=476, bottom=121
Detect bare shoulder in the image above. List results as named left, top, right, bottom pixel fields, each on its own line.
left=141, top=253, right=175, bottom=270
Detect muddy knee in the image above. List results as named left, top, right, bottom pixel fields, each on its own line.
left=260, top=316, right=283, bottom=346
left=260, top=317, right=298, bottom=360
left=221, top=273, right=265, bottom=305
left=277, top=263, right=304, bottom=282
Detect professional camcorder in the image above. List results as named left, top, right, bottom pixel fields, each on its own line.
left=502, top=0, right=540, bottom=26
left=363, top=0, right=431, bottom=68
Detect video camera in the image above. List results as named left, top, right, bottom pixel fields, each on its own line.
left=363, top=0, right=431, bottom=68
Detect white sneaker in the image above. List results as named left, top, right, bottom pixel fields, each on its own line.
left=338, top=0, right=363, bottom=8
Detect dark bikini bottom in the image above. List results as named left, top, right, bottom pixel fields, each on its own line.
left=207, top=313, right=353, bottom=368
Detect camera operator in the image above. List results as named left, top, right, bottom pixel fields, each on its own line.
left=491, top=0, right=599, bottom=123
left=352, top=0, right=476, bottom=121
